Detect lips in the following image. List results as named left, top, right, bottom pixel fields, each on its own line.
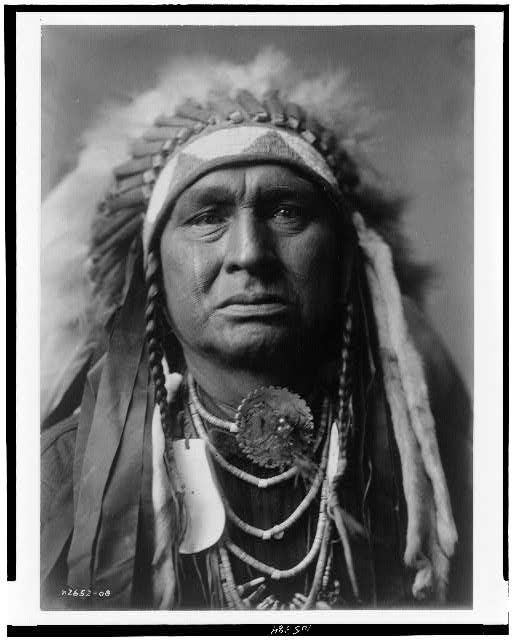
left=218, top=293, right=289, bottom=308
left=216, top=293, right=292, bottom=318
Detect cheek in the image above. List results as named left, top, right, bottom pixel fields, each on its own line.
left=284, top=227, right=340, bottom=299
left=160, top=232, right=219, bottom=320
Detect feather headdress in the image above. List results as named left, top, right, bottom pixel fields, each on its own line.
left=41, top=47, right=428, bottom=422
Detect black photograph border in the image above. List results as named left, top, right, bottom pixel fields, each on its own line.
left=8, top=3, right=508, bottom=637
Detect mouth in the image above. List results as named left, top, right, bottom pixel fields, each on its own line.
left=217, top=294, right=293, bottom=319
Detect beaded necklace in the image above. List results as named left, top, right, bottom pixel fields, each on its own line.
left=225, top=477, right=329, bottom=580
left=218, top=519, right=334, bottom=610
left=189, top=400, right=298, bottom=488
left=189, top=374, right=238, bottom=433
left=189, top=374, right=330, bottom=454
left=185, top=378, right=341, bottom=609
left=222, top=432, right=330, bottom=541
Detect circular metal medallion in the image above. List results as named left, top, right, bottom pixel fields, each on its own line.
left=235, top=387, right=314, bottom=470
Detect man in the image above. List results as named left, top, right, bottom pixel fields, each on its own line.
left=41, top=88, right=472, bottom=610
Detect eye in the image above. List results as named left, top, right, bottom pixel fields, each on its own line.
left=272, top=205, right=301, bottom=219
left=190, top=209, right=228, bottom=226
left=269, top=204, right=312, bottom=226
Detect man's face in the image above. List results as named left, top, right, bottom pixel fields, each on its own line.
left=160, top=164, right=349, bottom=370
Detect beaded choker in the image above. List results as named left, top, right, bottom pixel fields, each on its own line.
left=188, top=373, right=330, bottom=466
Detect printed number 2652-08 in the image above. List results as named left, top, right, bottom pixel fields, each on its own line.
left=61, top=588, right=111, bottom=597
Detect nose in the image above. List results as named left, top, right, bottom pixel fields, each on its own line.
left=224, top=209, right=277, bottom=274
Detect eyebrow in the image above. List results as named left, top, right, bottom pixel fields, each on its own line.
left=179, top=185, right=237, bottom=207
left=255, top=184, right=317, bottom=203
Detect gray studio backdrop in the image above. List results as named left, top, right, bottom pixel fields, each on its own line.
left=41, top=25, right=474, bottom=395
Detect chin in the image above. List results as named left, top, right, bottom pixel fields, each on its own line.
left=207, top=323, right=301, bottom=369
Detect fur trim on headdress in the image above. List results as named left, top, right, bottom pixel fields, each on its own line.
left=353, top=211, right=457, bottom=601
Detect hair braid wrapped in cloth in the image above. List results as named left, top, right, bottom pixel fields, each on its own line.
left=151, top=365, right=184, bottom=609
left=353, top=211, right=457, bottom=602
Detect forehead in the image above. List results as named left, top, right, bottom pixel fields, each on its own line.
left=173, top=164, right=320, bottom=207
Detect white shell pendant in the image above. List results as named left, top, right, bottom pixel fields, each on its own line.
left=172, top=439, right=226, bottom=554
left=326, top=421, right=339, bottom=484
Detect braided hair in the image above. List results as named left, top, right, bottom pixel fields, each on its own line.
left=336, top=300, right=354, bottom=481
left=145, top=251, right=172, bottom=432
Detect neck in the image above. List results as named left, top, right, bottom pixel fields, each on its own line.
left=184, top=351, right=321, bottom=411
